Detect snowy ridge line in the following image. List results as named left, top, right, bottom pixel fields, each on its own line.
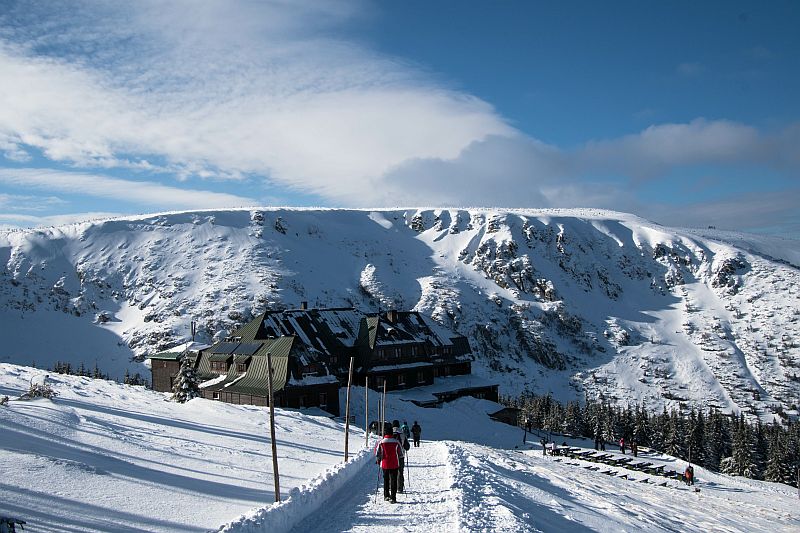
left=217, top=445, right=373, bottom=533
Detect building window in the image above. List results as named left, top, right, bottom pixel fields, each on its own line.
left=375, top=376, right=386, bottom=388
left=236, top=363, right=247, bottom=372
left=212, top=392, right=220, bottom=400
left=417, top=371, right=425, bottom=384
left=397, top=374, right=405, bottom=387
left=319, top=392, right=327, bottom=408
left=475, top=392, right=485, bottom=399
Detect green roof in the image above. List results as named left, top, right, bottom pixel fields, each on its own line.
left=148, top=352, right=183, bottom=361
left=226, top=337, right=293, bottom=395
left=209, top=352, right=232, bottom=362
left=231, top=312, right=267, bottom=343
left=202, top=365, right=243, bottom=391
left=196, top=351, right=213, bottom=380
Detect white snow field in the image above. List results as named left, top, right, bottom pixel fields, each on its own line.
left=2, top=364, right=798, bottom=533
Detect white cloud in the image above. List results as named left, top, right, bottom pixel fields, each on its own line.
left=644, top=189, right=800, bottom=236
left=0, top=168, right=255, bottom=210
left=0, top=192, right=65, bottom=211
left=0, top=1, right=513, bottom=200
left=377, top=119, right=798, bottom=207
left=577, top=119, right=768, bottom=179
left=0, top=211, right=124, bottom=229
left=0, top=2, right=797, bottom=237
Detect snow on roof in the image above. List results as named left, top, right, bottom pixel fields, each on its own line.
left=392, top=374, right=498, bottom=403
left=375, top=311, right=456, bottom=348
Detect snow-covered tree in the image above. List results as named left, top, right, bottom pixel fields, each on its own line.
left=171, top=352, right=200, bottom=403
left=764, top=425, right=791, bottom=484
left=722, top=414, right=757, bottom=478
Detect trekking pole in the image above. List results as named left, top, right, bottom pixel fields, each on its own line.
left=405, top=450, right=410, bottom=490
left=375, top=465, right=382, bottom=504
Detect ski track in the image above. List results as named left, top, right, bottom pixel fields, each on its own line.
left=293, top=441, right=460, bottom=533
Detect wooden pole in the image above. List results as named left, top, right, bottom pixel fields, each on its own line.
left=344, top=357, right=354, bottom=462
left=266, top=351, right=281, bottom=502
left=365, top=376, right=369, bottom=448
left=379, top=381, right=384, bottom=437
left=382, top=380, right=387, bottom=433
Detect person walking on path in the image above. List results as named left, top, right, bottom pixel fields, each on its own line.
left=619, top=437, right=626, bottom=454
left=411, top=421, right=422, bottom=447
left=631, top=440, right=638, bottom=457
left=374, top=426, right=402, bottom=503
left=684, top=464, right=694, bottom=486
left=392, top=420, right=410, bottom=493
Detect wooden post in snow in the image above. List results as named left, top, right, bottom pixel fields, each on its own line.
left=365, top=376, right=369, bottom=448
left=266, top=351, right=281, bottom=502
left=344, top=356, right=354, bottom=462
left=381, top=380, right=387, bottom=433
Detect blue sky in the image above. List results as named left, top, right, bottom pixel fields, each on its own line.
left=0, top=0, right=798, bottom=237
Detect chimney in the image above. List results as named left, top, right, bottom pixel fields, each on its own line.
left=300, top=301, right=308, bottom=310
left=387, top=309, right=397, bottom=323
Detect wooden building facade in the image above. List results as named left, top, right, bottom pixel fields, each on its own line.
left=149, top=306, right=495, bottom=415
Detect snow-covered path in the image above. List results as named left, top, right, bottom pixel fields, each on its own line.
left=293, top=442, right=460, bottom=533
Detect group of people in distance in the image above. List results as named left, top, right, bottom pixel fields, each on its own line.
left=374, top=419, right=422, bottom=503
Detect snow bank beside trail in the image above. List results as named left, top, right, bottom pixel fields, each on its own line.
left=218, top=446, right=373, bottom=533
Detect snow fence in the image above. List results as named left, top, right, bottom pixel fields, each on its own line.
left=217, top=447, right=373, bottom=533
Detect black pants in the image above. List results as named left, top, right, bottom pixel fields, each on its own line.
left=398, top=457, right=405, bottom=492
left=413, top=436, right=420, bottom=447
left=383, top=468, right=398, bottom=501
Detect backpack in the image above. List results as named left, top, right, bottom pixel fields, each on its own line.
left=403, top=437, right=410, bottom=451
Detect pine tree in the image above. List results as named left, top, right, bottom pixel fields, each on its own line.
left=601, top=405, right=615, bottom=444
left=687, top=408, right=705, bottom=465
left=664, top=409, right=683, bottom=458
left=723, top=414, right=757, bottom=478
left=633, top=404, right=649, bottom=447
left=704, top=409, right=726, bottom=471
left=172, top=352, right=200, bottom=403
left=753, top=420, right=768, bottom=478
left=764, top=424, right=791, bottom=484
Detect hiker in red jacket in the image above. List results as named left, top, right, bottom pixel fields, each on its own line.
left=375, top=427, right=402, bottom=503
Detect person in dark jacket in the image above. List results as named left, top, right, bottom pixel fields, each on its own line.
left=392, top=420, right=409, bottom=492
left=684, top=464, right=694, bottom=486
left=375, top=428, right=402, bottom=503
left=411, top=421, right=422, bottom=447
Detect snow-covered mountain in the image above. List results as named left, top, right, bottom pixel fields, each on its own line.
left=1, top=208, right=798, bottom=420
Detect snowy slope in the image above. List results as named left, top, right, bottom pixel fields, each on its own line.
left=1, top=364, right=797, bottom=533
left=0, top=364, right=363, bottom=532
left=1, top=208, right=799, bottom=420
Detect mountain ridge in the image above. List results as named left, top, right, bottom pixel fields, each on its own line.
left=1, top=207, right=798, bottom=421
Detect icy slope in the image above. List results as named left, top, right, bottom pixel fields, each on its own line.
left=1, top=208, right=798, bottom=418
